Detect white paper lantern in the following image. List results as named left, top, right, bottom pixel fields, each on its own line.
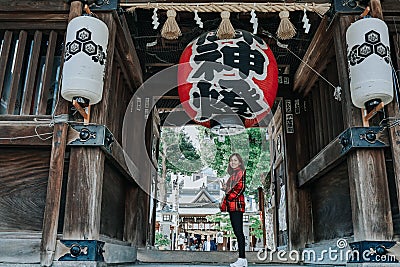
left=346, top=18, right=393, bottom=109
left=62, top=15, right=109, bottom=105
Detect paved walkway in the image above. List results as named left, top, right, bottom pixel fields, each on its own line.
left=136, top=265, right=298, bottom=267
left=134, top=264, right=340, bottom=267
left=135, top=249, right=346, bottom=266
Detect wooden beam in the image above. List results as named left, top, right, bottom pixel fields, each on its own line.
left=0, top=234, right=41, bottom=264
left=286, top=100, right=313, bottom=249
left=0, top=115, right=51, bottom=121
left=0, top=22, right=67, bottom=30
left=0, top=0, right=68, bottom=12
left=0, top=31, right=12, bottom=100
left=114, top=49, right=134, bottom=92
left=0, top=12, right=68, bottom=21
left=38, top=30, right=57, bottom=115
left=113, top=12, right=143, bottom=89
left=40, top=2, right=81, bottom=266
left=382, top=2, right=400, bottom=14
left=370, top=0, right=383, bottom=20
left=7, top=30, right=28, bottom=114
left=333, top=14, right=393, bottom=241
left=388, top=32, right=400, bottom=227
left=22, top=31, right=43, bottom=115
left=39, top=122, right=68, bottom=266
left=303, top=49, right=334, bottom=96
left=154, top=95, right=180, bottom=100
left=298, top=133, right=345, bottom=187
left=103, top=139, right=140, bottom=184
left=293, top=16, right=333, bottom=94
left=0, top=121, right=53, bottom=146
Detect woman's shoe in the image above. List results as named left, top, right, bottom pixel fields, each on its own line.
left=230, top=257, right=248, bottom=267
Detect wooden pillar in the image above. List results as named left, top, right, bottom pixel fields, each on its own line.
left=62, top=11, right=117, bottom=240
left=258, top=187, right=267, bottom=247
left=370, top=0, right=384, bottom=20
left=333, top=14, right=393, bottom=241
left=285, top=97, right=313, bottom=250
left=40, top=2, right=82, bottom=266
left=388, top=30, right=400, bottom=222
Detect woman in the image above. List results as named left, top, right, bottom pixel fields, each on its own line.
left=220, top=153, right=247, bottom=267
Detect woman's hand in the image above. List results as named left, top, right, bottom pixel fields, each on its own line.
left=220, top=180, right=227, bottom=191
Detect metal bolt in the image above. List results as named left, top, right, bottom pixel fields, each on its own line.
left=70, top=245, right=81, bottom=257
left=341, top=137, right=349, bottom=147
left=79, top=128, right=91, bottom=141
left=375, top=245, right=387, bottom=255
left=365, top=131, right=377, bottom=142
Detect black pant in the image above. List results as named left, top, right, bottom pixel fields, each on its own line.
left=229, top=211, right=245, bottom=258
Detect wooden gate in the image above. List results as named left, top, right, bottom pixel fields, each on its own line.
left=267, top=99, right=288, bottom=250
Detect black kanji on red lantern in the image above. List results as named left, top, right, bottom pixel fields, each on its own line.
left=191, top=78, right=265, bottom=120
left=178, top=30, right=278, bottom=128
left=221, top=42, right=265, bottom=77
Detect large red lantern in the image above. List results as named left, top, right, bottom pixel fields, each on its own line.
left=178, top=30, right=278, bottom=135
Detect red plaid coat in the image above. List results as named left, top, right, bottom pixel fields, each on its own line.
left=220, top=168, right=246, bottom=212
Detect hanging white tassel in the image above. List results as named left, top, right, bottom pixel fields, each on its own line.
left=276, top=11, right=296, bottom=40
left=302, top=6, right=310, bottom=34
left=250, top=9, right=258, bottom=34
left=216, top=11, right=235, bottom=40
left=194, top=10, right=203, bottom=28
left=334, top=86, right=342, bottom=101
left=152, top=8, right=160, bottom=30
left=161, top=10, right=181, bottom=40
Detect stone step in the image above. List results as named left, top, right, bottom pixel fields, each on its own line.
left=137, top=249, right=299, bottom=265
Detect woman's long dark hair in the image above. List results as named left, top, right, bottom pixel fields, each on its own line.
left=227, top=153, right=245, bottom=175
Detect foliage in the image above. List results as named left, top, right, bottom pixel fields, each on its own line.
left=157, top=127, right=203, bottom=208
left=158, top=127, right=202, bottom=177
left=206, top=212, right=234, bottom=237
left=250, top=215, right=263, bottom=239
left=155, top=232, right=171, bottom=247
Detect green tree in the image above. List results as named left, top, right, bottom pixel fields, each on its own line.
left=155, top=232, right=171, bottom=248
left=157, top=127, right=203, bottom=208
left=250, top=215, right=263, bottom=239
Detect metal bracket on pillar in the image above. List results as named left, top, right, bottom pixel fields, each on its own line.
left=65, top=0, right=118, bottom=10
left=332, top=0, right=365, bottom=13
left=348, top=241, right=398, bottom=263
left=58, top=240, right=105, bottom=261
left=68, top=124, right=114, bottom=153
left=339, top=126, right=389, bottom=155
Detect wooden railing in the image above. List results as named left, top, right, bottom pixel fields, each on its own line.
left=0, top=2, right=153, bottom=266
left=0, top=29, right=64, bottom=115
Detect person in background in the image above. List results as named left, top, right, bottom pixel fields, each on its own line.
left=220, top=153, right=247, bottom=267
left=203, top=235, right=211, bottom=251
left=210, top=235, right=217, bottom=251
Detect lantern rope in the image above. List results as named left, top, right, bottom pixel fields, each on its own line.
left=0, top=130, right=53, bottom=141
left=124, top=2, right=331, bottom=17
left=262, top=30, right=341, bottom=101
left=289, top=45, right=342, bottom=101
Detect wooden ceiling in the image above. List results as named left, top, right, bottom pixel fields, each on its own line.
left=122, top=2, right=327, bottom=123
